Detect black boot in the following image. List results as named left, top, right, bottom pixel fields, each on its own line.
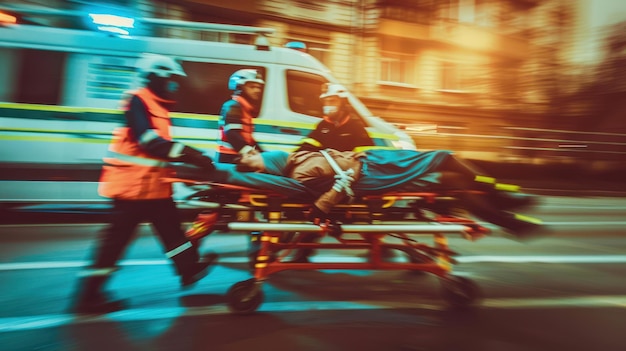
left=459, top=191, right=546, bottom=240
left=472, top=176, right=539, bottom=211
left=484, top=211, right=545, bottom=239
left=489, top=191, right=539, bottom=211
left=70, top=275, right=126, bottom=314
left=180, top=252, right=219, bottom=289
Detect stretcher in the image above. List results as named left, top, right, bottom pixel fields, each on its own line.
left=174, top=177, right=491, bottom=314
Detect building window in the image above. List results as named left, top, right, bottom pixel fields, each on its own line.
left=295, top=0, right=325, bottom=11
left=287, top=39, right=330, bottom=66
left=286, top=27, right=331, bottom=66
left=440, top=0, right=460, bottom=21
left=441, top=61, right=461, bottom=91
left=307, top=43, right=330, bottom=66
left=380, top=1, right=436, bottom=24
left=380, top=52, right=414, bottom=85
left=458, top=0, right=476, bottom=23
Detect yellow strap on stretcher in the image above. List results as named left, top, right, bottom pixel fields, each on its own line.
left=248, top=195, right=308, bottom=208
left=248, top=194, right=397, bottom=209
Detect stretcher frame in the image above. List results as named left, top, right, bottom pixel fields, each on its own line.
left=177, top=179, right=491, bottom=314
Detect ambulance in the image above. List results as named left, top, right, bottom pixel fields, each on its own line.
left=0, top=7, right=415, bottom=205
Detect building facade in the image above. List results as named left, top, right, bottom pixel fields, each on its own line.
left=6, top=0, right=583, bottom=161
left=160, top=0, right=580, bottom=161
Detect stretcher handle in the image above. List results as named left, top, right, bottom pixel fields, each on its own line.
left=228, top=222, right=470, bottom=234
left=163, top=177, right=274, bottom=193
left=248, top=194, right=307, bottom=208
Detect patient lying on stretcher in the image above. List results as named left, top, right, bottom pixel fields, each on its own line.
left=232, top=148, right=545, bottom=240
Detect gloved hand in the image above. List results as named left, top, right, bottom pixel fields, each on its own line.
left=179, top=146, right=216, bottom=173
left=307, top=205, right=330, bottom=225
left=332, top=169, right=355, bottom=196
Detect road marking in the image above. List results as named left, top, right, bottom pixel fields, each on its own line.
left=2, top=255, right=626, bottom=271
left=0, top=295, right=624, bottom=333
left=457, top=255, right=626, bottom=263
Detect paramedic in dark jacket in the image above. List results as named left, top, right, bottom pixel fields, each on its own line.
left=297, top=83, right=375, bottom=153
left=70, top=54, right=218, bottom=314
left=285, top=83, right=375, bottom=262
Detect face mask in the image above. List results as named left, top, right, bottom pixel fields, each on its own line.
left=166, top=80, right=180, bottom=93
left=323, top=105, right=338, bottom=116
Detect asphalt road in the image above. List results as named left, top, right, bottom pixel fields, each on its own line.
left=0, top=196, right=625, bottom=351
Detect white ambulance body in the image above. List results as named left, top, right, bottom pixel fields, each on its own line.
left=0, top=16, right=415, bottom=205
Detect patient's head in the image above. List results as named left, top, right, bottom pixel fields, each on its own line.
left=236, top=150, right=290, bottom=176
left=237, top=152, right=265, bottom=172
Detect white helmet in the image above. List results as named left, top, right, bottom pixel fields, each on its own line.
left=320, top=83, right=349, bottom=99
left=137, top=53, right=187, bottom=78
left=228, top=69, right=265, bottom=90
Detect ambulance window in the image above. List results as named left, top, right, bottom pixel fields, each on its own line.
left=286, top=70, right=326, bottom=118
left=14, top=49, right=66, bottom=105
left=175, top=62, right=266, bottom=115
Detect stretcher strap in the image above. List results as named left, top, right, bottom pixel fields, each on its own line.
left=320, top=149, right=355, bottom=197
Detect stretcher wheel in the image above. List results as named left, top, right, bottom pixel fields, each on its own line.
left=406, top=251, right=431, bottom=275
left=408, top=250, right=432, bottom=264
left=440, top=276, right=481, bottom=309
left=226, top=279, right=264, bottom=314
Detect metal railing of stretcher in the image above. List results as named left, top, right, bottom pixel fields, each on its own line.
left=173, top=178, right=491, bottom=314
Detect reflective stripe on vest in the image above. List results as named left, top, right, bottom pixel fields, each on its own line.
left=104, top=150, right=169, bottom=168
left=218, top=95, right=255, bottom=156
left=300, top=137, right=322, bottom=148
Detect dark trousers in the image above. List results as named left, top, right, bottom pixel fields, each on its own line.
left=91, top=198, right=198, bottom=275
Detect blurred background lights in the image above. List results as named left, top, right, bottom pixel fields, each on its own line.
left=0, top=11, right=18, bottom=25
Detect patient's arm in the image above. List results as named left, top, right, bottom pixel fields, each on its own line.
left=313, top=188, right=347, bottom=214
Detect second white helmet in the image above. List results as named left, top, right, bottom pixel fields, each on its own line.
left=137, top=53, right=187, bottom=78
left=228, top=69, right=265, bottom=90
left=320, top=83, right=349, bottom=99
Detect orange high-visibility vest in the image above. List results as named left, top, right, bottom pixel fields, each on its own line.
left=218, top=95, right=256, bottom=157
left=98, top=88, right=175, bottom=200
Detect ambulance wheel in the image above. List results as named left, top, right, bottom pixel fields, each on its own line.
left=440, top=276, right=481, bottom=309
left=226, top=279, right=264, bottom=315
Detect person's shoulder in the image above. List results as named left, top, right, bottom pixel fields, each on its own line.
left=124, top=94, right=146, bottom=110
left=346, top=115, right=366, bottom=125
left=221, top=99, right=243, bottom=115
left=341, top=118, right=367, bottom=131
left=314, top=119, right=333, bottom=129
left=222, top=98, right=240, bottom=108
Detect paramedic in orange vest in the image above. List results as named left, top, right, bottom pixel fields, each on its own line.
left=70, top=54, right=218, bottom=314
left=217, top=69, right=265, bottom=268
left=217, top=69, right=265, bottom=163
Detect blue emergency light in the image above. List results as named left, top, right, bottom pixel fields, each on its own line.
left=88, top=13, right=134, bottom=36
